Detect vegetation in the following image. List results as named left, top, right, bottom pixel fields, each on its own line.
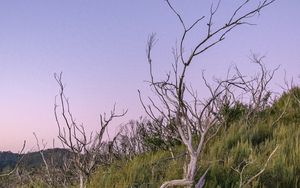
left=89, top=87, right=300, bottom=188
left=2, top=1, right=298, bottom=187
left=1, top=87, right=300, bottom=187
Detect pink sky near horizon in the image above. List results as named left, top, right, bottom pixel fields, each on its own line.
left=0, top=1, right=299, bottom=152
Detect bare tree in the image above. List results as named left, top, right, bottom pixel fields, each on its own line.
left=54, top=72, right=127, bottom=188
left=139, top=0, right=276, bottom=187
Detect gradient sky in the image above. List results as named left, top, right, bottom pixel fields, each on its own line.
left=0, top=1, right=299, bottom=152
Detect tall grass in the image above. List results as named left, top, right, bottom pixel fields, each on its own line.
left=89, top=88, right=300, bottom=188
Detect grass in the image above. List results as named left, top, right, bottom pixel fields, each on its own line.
left=88, top=88, right=300, bottom=188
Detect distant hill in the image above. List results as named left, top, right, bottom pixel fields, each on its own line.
left=0, top=151, right=21, bottom=172
left=0, top=148, right=71, bottom=172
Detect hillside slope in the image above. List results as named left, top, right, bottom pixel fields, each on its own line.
left=89, top=88, right=300, bottom=188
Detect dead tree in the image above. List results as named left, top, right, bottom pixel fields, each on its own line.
left=139, top=0, right=276, bottom=187
left=54, top=73, right=126, bottom=188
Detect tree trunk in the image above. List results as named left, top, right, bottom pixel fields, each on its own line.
left=185, top=154, right=197, bottom=188
left=160, top=153, right=198, bottom=188
left=79, top=173, right=85, bottom=188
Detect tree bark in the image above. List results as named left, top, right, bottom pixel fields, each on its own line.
left=186, top=154, right=197, bottom=182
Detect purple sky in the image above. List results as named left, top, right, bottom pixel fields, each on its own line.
left=0, top=1, right=299, bottom=152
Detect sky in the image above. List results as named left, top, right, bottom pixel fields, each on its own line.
left=0, top=0, right=299, bottom=152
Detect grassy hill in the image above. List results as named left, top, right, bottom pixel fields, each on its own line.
left=88, top=87, right=300, bottom=188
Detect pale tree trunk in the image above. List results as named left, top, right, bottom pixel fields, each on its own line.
left=186, top=154, right=197, bottom=182
left=160, top=153, right=198, bottom=188
left=79, top=172, right=86, bottom=188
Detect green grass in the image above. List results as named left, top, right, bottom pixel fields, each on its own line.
left=89, top=88, right=300, bottom=188
left=89, top=150, right=184, bottom=188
